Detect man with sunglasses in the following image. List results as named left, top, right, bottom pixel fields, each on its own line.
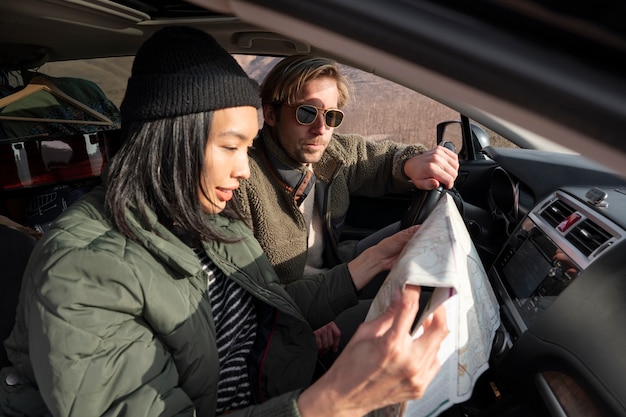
left=235, top=55, right=458, bottom=368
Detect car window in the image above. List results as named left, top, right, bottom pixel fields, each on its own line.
left=41, top=54, right=461, bottom=151
left=473, top=121, right=519, bottom=149
left=38, top=56, right=133, bottom=109
left=237, top=56, right=459, bottom=150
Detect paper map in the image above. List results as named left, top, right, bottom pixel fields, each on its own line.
left=365, top=193, right=501, bottom=417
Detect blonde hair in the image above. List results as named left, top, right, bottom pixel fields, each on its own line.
left=260, top=55, right=352, bottom=108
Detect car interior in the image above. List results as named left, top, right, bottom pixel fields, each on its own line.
left=1, top=1, right=626, bottom=416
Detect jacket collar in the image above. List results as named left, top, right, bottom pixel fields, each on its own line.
left=123, top=202, right=205, bottom=278
left=257, top=126, right=315, bottom=206
left=122, top=197, right=251, bottom=281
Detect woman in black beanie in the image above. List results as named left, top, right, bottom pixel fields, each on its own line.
left=2, top=26, right=447, bottom=417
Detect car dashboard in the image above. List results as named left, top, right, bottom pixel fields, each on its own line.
left=487, top=185, right=626, bottom=416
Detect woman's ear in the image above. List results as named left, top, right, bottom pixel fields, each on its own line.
left=262, top=103, right=278, bottom=127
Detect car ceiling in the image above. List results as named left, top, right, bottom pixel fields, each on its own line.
left=2, top=0, right=626, bottom=176
left=0, top=0, right=318, bottom=66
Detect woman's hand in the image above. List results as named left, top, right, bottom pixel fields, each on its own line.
left=297, top=284, right=448, bottom=417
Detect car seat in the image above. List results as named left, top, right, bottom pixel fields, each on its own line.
left=0, top=224, right=37, bottom=368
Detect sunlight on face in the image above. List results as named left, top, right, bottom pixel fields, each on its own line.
left=265, top=77, right=339, bottom=165
left=199, top=106, right=259, bottom=214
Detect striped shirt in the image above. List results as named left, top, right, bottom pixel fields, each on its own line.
left=195, top=248, right=256, bottom=415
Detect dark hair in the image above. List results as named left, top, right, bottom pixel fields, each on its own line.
left=105, top=111, right=242, bottom=244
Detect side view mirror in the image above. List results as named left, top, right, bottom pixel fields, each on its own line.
left=436, top=121, right=463, bottom=154
left=436, top=119, right=490, bottom=160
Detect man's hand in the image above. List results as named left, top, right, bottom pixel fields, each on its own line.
left=315, top=321, right=341, bottom=355
left=403, top=145, right=459, bottom=190
left=348, top=225, right=420, bottom=289
left=373, top=224, right=420, bottom=271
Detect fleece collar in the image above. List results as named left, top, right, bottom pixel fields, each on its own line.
left=257, top=127, right=316, bottom=207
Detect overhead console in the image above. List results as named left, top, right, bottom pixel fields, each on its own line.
left=489, top=187, right=625, bottom=342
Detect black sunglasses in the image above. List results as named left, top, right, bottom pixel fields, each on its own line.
left=288, top=104, right=344, bottom=128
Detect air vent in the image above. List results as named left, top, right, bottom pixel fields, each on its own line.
left=566, top=219, right=613, bottom=257
left=540, top=199, right=575, bottom=227
left=530, top=191, right=624, bottom=269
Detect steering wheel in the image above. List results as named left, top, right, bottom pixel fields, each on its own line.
left=400, top=141, right=456, bottom=229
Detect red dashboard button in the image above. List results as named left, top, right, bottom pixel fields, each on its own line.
left=557, top=213, right=581, bottom=232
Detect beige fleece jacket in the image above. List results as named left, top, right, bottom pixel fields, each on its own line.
left=235, top=125, right=426, bottom=284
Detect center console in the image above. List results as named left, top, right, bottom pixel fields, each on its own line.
left=489, top=188, right=624, bottom=343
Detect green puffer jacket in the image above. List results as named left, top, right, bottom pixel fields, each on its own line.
left=2, top=187, right=358, bottom=417
left=235, top=125, right=427, bottom=283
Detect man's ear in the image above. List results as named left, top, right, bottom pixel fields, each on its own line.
left=263, top=103, right=277, bottom=127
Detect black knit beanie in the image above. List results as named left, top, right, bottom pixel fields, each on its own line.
left=120, top=26, right=260, bottom=122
